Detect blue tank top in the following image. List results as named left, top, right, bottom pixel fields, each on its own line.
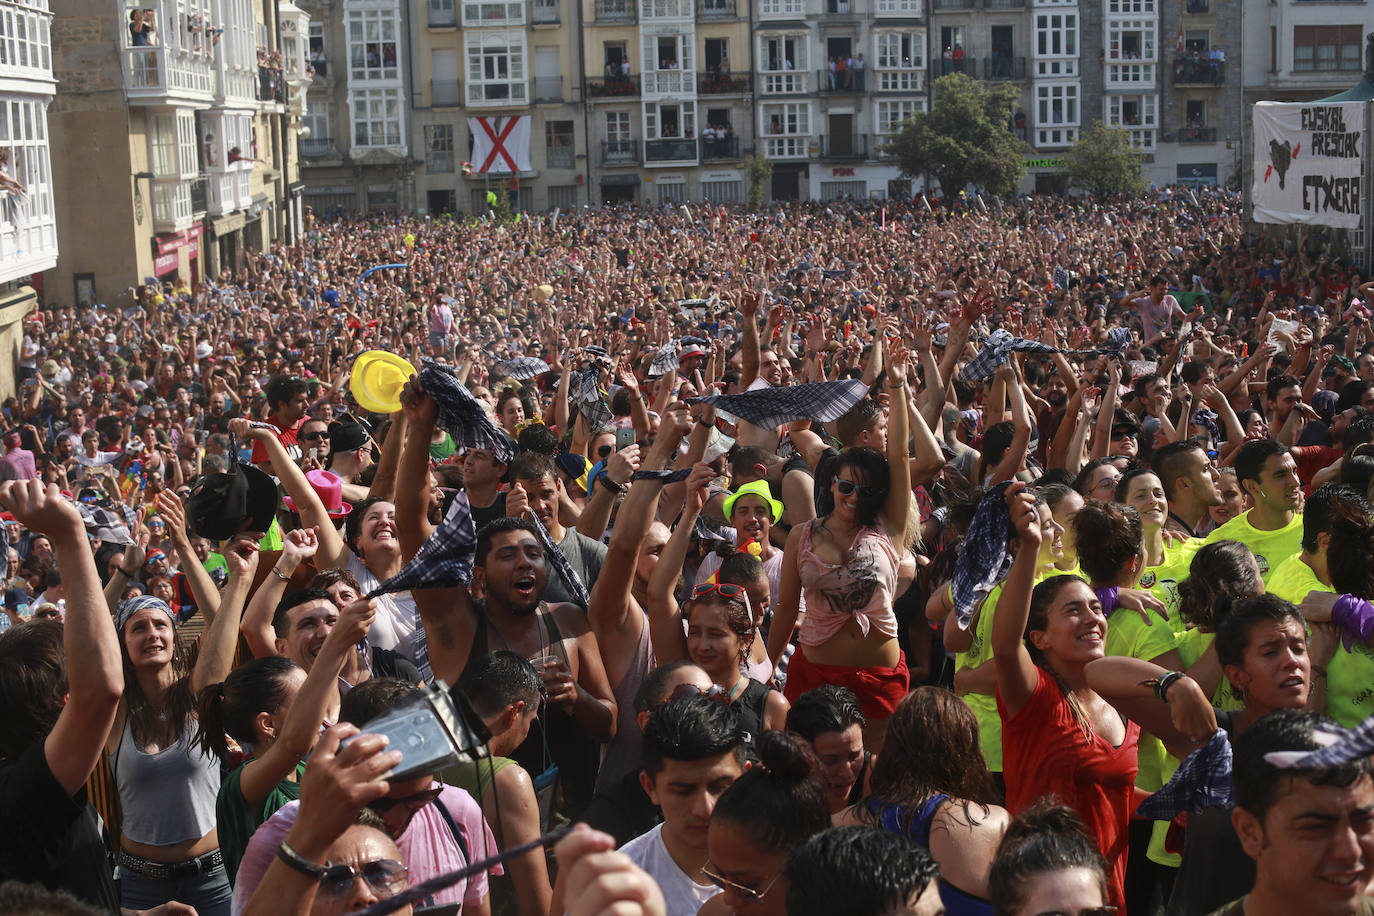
left=867, top=793, right=993, bottom=916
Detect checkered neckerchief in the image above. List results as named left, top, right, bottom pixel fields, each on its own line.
left=419, top=359, right=516, bottom=464
left=367, top=492, right=477, bottom=597
left=688, top=379, right=869, bottom=429
left=958, top=327, right=1133, bottom=382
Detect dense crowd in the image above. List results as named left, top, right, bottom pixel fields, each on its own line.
left=2, top=189, right=1374, bottom=916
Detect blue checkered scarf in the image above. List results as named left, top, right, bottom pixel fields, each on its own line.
left=573, top=368, right=613, bottom=433
left=368, top=493, right=477, bottom=597
left=526, top=512, right=590, bottom=609
left=419, top=359, right=516, bottom=464
left=958, top=327, right=1133, bottom=382
left=688, top=379, right=869, bottom=430
left=1137, top=729, right=1233, bottom=819
left=950, top=482, right=1015, bottom=632
left=492, top=356, right=550, bottom=381
left=1266, top=716, right=1374, bottom=771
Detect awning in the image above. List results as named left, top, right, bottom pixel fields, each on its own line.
left=600, top=174, right=642, bottom=187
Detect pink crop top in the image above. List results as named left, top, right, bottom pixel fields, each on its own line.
left=796, top=519, right=900, bottom=646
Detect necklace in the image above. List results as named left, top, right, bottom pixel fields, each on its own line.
left=726, top=676, right=747, bottom=704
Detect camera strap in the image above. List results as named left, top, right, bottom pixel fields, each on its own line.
left=432, top=796, right=471, bottom=866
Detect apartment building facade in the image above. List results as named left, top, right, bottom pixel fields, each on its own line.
left=931, top=0, right=1244, bottom=192
left=416, top=0, right=585, bottom=212
left=0, top=0, right=58, bottom=393
left=0, top=0, right=59, bottom=293
left=45, top=0, right=306, bottom=299
left=581, top=0, right=754, bottom=204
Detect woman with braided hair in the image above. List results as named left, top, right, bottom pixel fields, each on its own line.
left=991, top=482, right=1216, bottom=909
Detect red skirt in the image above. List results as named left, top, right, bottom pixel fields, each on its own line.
left=783, top=646, right=910, bottom=718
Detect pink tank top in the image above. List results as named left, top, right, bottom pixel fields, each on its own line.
left=796, top=519, right=900, bottom=646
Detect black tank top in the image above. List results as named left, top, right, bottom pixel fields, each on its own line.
left=470, top=604, right=601, bottom=819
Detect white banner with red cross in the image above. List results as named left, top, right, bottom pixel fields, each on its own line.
left=468, top=115, right=531, bottom=174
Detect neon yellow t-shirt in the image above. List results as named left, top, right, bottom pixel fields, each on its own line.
left=1326, top=642, right=1374, bottom=727
left=1138, top=539, right=1201, bottom=637
left=1266, top=554, right=1330, bottom=606
left=1104, top=605, right=1179, bottom=794
left=1202, top=510, right=1303, bottom=587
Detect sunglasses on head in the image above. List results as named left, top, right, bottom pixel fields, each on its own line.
left=690, top=582, right=749, bottom=606
left=369, top=785, right=444, bottom=814
left=701, top=861, right=782, bottom=902
left=316, top=858, right=408, bottom=898
left=669, top=682, right=729, bottom=705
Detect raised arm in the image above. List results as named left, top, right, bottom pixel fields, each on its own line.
left=575, top=445, right=641, bottom=542
left=395, top=388, right=437, bottom=561
left=5, top=481, right=124, bottom=795
left=588, top=419, right=686, bottom=650
left=190, top=534, right=258, bottom=695
left=739, top=289, right=761, bottom=389
left=365, top=410, right=406, bottom=501
left=883, top=340, right=912, bottom=538
left=989, top=483, right=1043, bottom=718
left=241, top=527, right=318, bottom=658
left=238, top=597, right=375, bottom=806
left=986, top=363, right=1032, bottom=484
left=646, top=464, right=717, bottom=666
left=157, top=489, right=221, bottom=623
left=231, top=418, right=349, bottom=569
left=1089, top=360, right=1122, bottom=459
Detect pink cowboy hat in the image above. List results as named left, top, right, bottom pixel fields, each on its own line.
left=284, top=469, right=352, bottom=520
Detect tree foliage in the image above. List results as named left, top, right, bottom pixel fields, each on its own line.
left=745, top=153, right=774, bottom=211
left=1064, top=122, right=1147, bottom=196
left=883, top=73, right=1028, bottom=197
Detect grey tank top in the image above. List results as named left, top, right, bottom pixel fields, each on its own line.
left=114, top=718, right=221, bottom=846
left=595, top=615, right=655, bottom=794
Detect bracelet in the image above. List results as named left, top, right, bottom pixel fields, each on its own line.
left=118, top=566, right=138, bottom=578
left=276, top=840, right=326, bottom=878
left=1153, top=671, right=1187, bottom=703
left=887, top=380, right=905, bottom=388
left=598, top=473, right=625, bottom=494
left=270, top=566, right=291, bottom=582
left=695, top=416, right=714, bottom=428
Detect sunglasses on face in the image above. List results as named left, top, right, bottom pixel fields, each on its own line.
left=369, top=785, right=444, bottom=814
left=1110, top=429, right=1136, bottom=441
left=834, top=478, right=873, bottom=497
left=597, top=444, right=613, bottom=459
left=701, top=861, right=782, bottom=902
left=301, top=431, right=330, bottom=442
left=1035, top=909, right=1117, bottom=916
left=34, top=610, right=60, bottom=620
left=316, top=858, right=408, bottom=898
